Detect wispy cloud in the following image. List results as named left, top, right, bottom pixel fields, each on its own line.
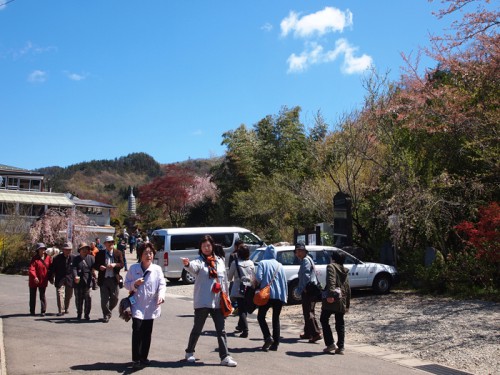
left=280, top=7, right=353, bottom=38
left=192, top=130, right=203, bottom=136
left=287, top=39, right=373, bottom=74
left=261, top=22, right=273, bottom=32
left=13, top=41, right=57, bottom=60
left=28, top=70, right=47, bottom=83
left=65, top=71, right=88, bottom=81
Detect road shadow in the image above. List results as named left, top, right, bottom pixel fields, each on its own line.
left=70, top=359, right=202, bottom=373
left=285, top=350, right=325, bottom=358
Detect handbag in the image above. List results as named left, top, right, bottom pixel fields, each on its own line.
left=244, top=285, right=257, bottom=314
left=253, top=264, right=280, bottom=306
left=306, top=281, right=323, bottom=302
left=305, top=256, right=323, bottom=302
left=220, top=290, right=233, bottom=317
left=234, top=258, right=248, bottom=295
left=253, top=284, right=271, bottom=306
left=119, top=292, right=134, bottom=322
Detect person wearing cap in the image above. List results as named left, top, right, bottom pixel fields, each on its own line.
left=295, top=242, right=322, bottom=343
left=48, top=242, right=75, bottom=316
left=72, top=242, right=96, bottom=320
left=28, top=243, right=52, bottom=316
left=93, top=235, right=124, bottom=323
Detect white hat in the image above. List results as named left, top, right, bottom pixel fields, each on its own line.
left=104, top=236, right=114, bottom=243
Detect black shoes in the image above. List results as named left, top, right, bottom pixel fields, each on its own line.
left=269, top=343, right=279, bottom=351
left=309, top=334, right=322, bottom=343
left=262, top=338, right=274, bottom=351
left=239, top=331, right=248, bottom=338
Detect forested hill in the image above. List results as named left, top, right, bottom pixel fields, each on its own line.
left=36, top=152, right=220, bottom=205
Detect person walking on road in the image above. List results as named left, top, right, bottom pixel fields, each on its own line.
left=227, top=245, right=255, bottom=338
left=124, top=241, right=166, bottom=369
left=255, top=245, right=288, bottom=352
left=320, top=250, right=351, bottom=355
left=94, top=236, right=124, bottom=323
left=48, top=242, right=75, bottom=316
left=295, top=242, right=322, bottom=343
left=72, top=242, right=96, bottom=321
left=28, top=242, right=52, bottom=316
left=181, top=234, right=237, bottom=367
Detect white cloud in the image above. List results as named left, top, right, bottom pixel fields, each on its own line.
left=261, top=22, right=273, bottom=32
left=65, top=71, right=87, bottom=81
left=192, top=130, right=203, bottom=136
left=287, top=39, right=372, bottom=74
left=281, top=7, right=353, bottom=38
left=28, top=70, right=47, bottom=83
left=0, top=4, right=6, bottom=11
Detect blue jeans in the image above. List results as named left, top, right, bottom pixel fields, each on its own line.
left=186, top=308, right=229, bottom=360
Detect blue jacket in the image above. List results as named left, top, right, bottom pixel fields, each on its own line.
left=255, top=245, right=288, bottom=303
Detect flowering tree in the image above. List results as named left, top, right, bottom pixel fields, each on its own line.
left=139, top=165, right=196, bottom=227
left=29, top=208, right=95, bottom=247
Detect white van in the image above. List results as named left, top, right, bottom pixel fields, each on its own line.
left=151, top=227, right=264, bottom=284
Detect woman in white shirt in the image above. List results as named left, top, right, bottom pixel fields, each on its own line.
left=124, top=242, right=166, bottom=370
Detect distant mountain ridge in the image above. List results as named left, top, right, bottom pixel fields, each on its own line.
left=36, top=152, right=220, bottom=206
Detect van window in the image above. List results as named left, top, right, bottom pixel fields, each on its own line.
left=238, top=232, right=262, bottom=245
left=151, top=234, right=165, bottom=251
left=170, top=233, right=234, bottom=251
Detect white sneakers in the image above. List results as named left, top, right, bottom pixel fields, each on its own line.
left=185, top=353, right=196, bottom=363
left=220, top=356, right=237, bottom=367
left=185, top=353, right=237, bottom=367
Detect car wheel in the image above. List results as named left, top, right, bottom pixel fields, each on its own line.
left=287, top=279, right=302, bottom=304
left=182, top=269, right=196, bottom=285
left=373, top=274, right=391, bottom=294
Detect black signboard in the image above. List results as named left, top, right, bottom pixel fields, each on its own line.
left=333, top=192, right=352, bottom=247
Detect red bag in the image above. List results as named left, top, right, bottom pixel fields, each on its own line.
left=220, top=291, right=233, bottom=317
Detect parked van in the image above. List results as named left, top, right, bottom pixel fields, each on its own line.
left=151, top=227, right=264, bottom=284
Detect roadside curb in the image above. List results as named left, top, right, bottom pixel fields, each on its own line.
left=0, top=318, right=6, bottom=375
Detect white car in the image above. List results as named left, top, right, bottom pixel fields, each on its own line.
left=249, top=245, right=399, bottom=304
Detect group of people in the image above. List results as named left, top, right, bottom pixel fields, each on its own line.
left=176, top=236, right=351, bottom=368
left=29, top=234, right=351, bottom=370
left=28, top=235, right=125, bottom=321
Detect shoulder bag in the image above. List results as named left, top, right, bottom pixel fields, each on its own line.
left=304, top=256, right=323, bottom=302
left=236, top=258, right=256, bottom=313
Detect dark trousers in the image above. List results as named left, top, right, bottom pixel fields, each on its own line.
left=100, top=277, right=119, bottom=319
left=301, top=292, right=321, bottom=337
left=320, top=310, right=345, bottom=349
left=186, top=308, right=229, bottom=360
left=29, top=286, right=46, bottom=314
left=132, top=318, right=154, bottom=362
left=235, top=297, right=249, bottom=332
left=257, top=299, right=284, bottom=344
left=74, top=287, right=91, bottom=317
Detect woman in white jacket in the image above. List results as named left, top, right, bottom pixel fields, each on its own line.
left=124, top=242, right=166, bottom=369
left=181, top=235, right=237, bottom=367
left=227, top=245, right=255, bottom=337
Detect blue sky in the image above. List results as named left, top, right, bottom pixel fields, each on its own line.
left=1, top=0, right=452, bottom=170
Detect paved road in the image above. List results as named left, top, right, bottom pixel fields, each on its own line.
left=0, top=252, right=455, bottom=375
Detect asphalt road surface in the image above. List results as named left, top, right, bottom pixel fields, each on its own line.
left=0, top=270, right=446, bottom=375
